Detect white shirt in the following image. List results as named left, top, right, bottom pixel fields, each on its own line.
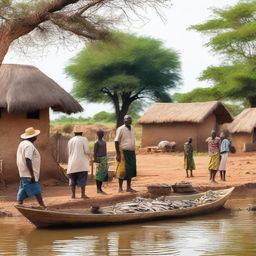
left=115, top=125, right=136, bottom=151
left=67, top=136, right=90, bottom=174
left=16, top=140, right=41, bottom=181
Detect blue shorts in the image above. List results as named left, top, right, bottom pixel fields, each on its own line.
left=69, top=171, right=88, bottom=187
left=17, top=178, right=42, bottom=201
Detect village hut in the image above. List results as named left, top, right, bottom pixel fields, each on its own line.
left=226, top=108, right=256, bottom=152
left=0, top=64, right=83, bottom=184
left=138, top=101, right=233, bottom=152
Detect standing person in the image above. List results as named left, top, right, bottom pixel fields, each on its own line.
left=67, top=127, right=90, bottom=199
left=94, top=129, right=108, bottom=194
left=206, top=129, right=221, bottom=183
left=115, top=115, right=137, bottom=193
left=16, top=127, right=46, bottom=209
left=184, top=137, right=195, bottom=178
left=219, top=131, right=230, bottom=181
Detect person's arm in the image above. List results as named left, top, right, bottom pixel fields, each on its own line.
left=93, top=142, right=99, bottom=162
left=114, top=127, right=122, bottom=162
left=115, top=141, right=121, bottom=162
left=25, top=158, right=35, bottom=183
left=24, top=144, right=36, bottom=183
left=184, top=144, right=188, bottom=156
left=83, top=138, right=90, bottom=155
left=67, top=140, right=71, bottom=156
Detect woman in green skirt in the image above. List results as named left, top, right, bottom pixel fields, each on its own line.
left=94, top=129, right=108, bottom=194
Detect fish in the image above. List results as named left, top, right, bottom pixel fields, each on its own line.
left=101, top=190, right=222, bottom=214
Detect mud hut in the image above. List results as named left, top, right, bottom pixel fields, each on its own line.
left=138, top=101, right=233, bottom=152
left=0, top=64, right=83, bottom=184
left=226, top=108, right=256, bottom=152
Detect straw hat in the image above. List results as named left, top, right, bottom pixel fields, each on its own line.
left=20, top=127, right=40, bottom=139
left=73, top=125, right=83, bottom=133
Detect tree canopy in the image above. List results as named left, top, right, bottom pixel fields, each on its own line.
left=179, top=1, right=256, bottom=109
left=66, top=32, right=181, bottom=127
left=0, top=0, right=170, bottom=64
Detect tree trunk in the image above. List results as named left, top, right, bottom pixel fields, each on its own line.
left=115, top=100, right=132, bottom=128
left=248, top=96, right=256, bottom=107
left=0, top=25, right=35, bottom=65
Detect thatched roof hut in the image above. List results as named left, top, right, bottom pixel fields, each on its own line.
left=0, top=64, right=83, bottom=114
left=225, top=108, right=256, bottom=152
left=228, top=108, right=256, bottom=133
left=138, top=101, right=233, bottom=124
left=0, top=64, right=83, bottom=184
left=138, top=101, right=233, bottom=152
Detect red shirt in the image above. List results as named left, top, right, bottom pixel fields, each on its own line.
left=206, top=137, right=220, bottom=155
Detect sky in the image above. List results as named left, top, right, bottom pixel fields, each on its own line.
left=3, top=0, right=239, bottom=119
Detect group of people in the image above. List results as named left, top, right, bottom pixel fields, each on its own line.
left=184, top=129, right=231, bottom=183
left=16, top=115, right=137, bottom=209
left=15, top=114, right=232, bottom=209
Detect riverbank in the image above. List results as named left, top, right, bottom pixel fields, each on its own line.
left=0, top=152, right=256, bottom=218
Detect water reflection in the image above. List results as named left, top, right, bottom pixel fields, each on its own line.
left=0, top=205, right=255, bottom=255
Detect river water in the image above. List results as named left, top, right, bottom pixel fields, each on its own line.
left=0, top=196, right=255, bottom=256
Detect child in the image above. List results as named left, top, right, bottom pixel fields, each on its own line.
left=94, top=129, right=108, bottom=194
left=184, top=137, right=196, bottom=178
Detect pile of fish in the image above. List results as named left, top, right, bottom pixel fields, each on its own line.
left=103, top=190, right=225, bottom=214
left=195, top=190, right=225, bottom=205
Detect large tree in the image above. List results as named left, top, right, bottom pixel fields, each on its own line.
left=66, top=32, right=181, bottom=127
left=0, top=0, right=170, bottom=64
left=179, top=1, right=256, bottom=107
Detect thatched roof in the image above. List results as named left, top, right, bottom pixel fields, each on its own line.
left=0, top=64, right=83, bottom=114
left=138, top=101, right=233, bottom=124
left=227, top=108, right=256, bottom=133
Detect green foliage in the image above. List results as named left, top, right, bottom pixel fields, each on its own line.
left=92, top=111, right=115, bottom=123
left=52, top=111, right=118, bottom=125
left=174, top=88, right=245, bottom=116
left=66, top=32, right=181, bottom=102
left=190, top=1, right=256, bottom=59
left=65, top=32, right=181, bottom=126
left=51, top=115, right=92, bottom=125
left=224, top=102, right=245, bottom=116
left=174, top=87, right=223, bottom=103
left=62, top=124, right=74, bottom=134
left=187, top=0, right=256, bottom=107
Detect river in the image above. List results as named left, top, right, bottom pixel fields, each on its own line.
left=0, top=196, right=255, bottom=256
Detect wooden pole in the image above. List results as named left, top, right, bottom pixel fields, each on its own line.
left=0, top=160, right=6, bottom=188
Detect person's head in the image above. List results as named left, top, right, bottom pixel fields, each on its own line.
left=96, top=129, right=105, bottom=139
left=73, top=125, right=83, bottom=136
left=20, top=127, right=40, bottom=142
left=211, top=129, right=217, bottom=139
left=220, top=130, right=229, bottom=139
left=124, top=115, right=132, bottom=126
left=188, top=137, right=192, bottom=143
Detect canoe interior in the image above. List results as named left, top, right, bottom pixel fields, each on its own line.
left=15, top=187, right=234, bottom=228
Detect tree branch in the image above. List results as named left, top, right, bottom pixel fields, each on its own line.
left=77, top=0, right=106, bottom=16
left=49, top=13, right=109, bottom=40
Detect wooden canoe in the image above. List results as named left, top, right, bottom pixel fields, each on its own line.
left=15, top=187, right=234, bottom=228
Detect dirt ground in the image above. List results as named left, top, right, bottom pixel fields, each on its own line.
left=0, top=151, right=256, bottom=219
